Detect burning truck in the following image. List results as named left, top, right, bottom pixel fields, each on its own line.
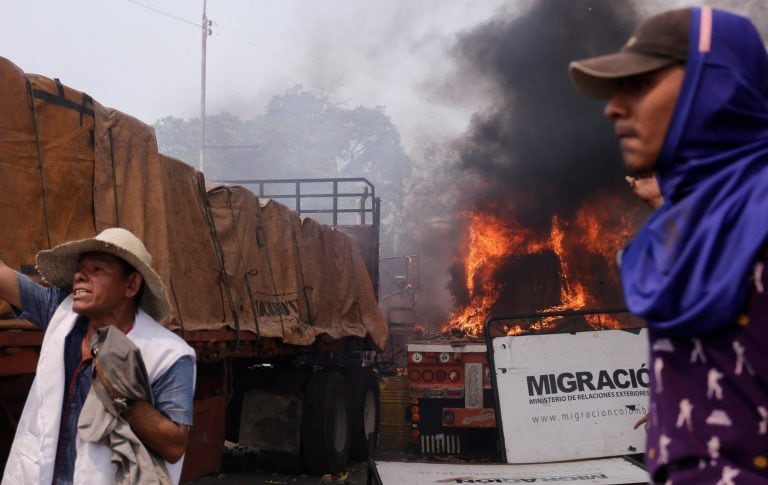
left=407, top=201, right=644, bottom=456
left=384, top=0, right=658, bottom=462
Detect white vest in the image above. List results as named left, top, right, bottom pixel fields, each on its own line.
left=2, top=296, right=196, bottom=485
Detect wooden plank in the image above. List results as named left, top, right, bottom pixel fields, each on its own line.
left=0, top=348, right=39, bottom=376
left=181, top=329, right=253, bottom=342
left=0, top=331, right=43, bottom=347
left=0, top=319, right=39, bottom=331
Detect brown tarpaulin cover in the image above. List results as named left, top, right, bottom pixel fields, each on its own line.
left=0, top=56, right=387, bottom=351
left=206, top=184, right=387, bottom=349
left=0, top=57, right=96, bottom=267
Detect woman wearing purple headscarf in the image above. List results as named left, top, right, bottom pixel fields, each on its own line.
left=571, top=7, right=768, bottom=483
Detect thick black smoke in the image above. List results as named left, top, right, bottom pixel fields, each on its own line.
left=440, top=0, right=643, bottom=315
left=416, top=0, right=768, bottom=327
left=453, top=0, right=639, bottom=231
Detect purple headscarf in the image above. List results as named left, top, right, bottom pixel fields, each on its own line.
left=621, top=7, right=768, bottom=336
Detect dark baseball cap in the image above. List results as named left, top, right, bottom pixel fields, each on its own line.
left=570, top=8, right=690, bottom=99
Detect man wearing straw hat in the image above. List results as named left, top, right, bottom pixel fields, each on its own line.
left=0, top=227, right=195, bottom=484
left=570, top=6, right=768, bottom=483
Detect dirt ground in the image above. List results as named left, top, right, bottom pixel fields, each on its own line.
left=185, top=446, right=505, bottom=485
left=187, top=462, right=370, bottom=485
left=185, top=445, right=388, bottom=485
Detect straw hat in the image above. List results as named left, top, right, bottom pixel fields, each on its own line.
left=36, top=227, right=171, bottom=321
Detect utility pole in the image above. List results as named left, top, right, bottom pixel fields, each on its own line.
left=199, top=0, right=212, bottom=172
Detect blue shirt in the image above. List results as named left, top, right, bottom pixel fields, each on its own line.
left=15, top=273, right=194, bottom=485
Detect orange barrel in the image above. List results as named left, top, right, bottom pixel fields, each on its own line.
left=378, top=375, right=411, bottom=451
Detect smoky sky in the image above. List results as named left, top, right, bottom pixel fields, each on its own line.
left=452, top=0, right=639, bottom=233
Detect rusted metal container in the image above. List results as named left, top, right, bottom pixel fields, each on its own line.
left=180, top=396, right=226, bottom=482
left=378, top=375, right=410, bottom=451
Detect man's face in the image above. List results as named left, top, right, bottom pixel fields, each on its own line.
left=604, top=65, right=686, bottom=174
left=72, top=252, right=141, bottom=320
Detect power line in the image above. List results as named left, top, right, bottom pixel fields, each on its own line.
left=213, top=23, right=316, bottom=70
left=124, top=0, right=311, bottom=70
left=125, top=0, right=200, bottom=28
left=122, top=0, right=442, bottom=131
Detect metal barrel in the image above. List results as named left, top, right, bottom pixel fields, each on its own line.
left=378, top=375, right=411, bottom=451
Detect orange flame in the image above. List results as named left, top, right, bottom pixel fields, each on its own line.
left=443, top=194, right=639, bottom=337
left=443, top=211, right=548, bottom=336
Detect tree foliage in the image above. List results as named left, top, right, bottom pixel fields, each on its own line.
left=154, top=86, right=413, bottom=256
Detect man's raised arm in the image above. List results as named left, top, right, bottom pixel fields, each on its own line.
left=0, top=257, right=22, bottom=310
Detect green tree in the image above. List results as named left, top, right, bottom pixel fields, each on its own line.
left=154, top=86, right=413, bottom=256
left=154, top=116, right=197, bottom=163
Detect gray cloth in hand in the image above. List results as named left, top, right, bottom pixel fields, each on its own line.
left=77, top=325, right=172, bottom=484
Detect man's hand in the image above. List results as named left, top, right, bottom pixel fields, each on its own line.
left=626, top=173, right=664, bottom=210
left=93, top=348, right=189, bottom=464
left=633, top=413, right=649, bottom=430
left=123, top=401, right=190, bottom=464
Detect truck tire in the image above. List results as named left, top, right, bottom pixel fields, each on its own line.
left=301, top=371, right=350, bottom=473
left=346, top=369, right=380, bottom=461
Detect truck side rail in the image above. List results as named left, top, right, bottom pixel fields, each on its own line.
left=215, top=177, right=380, bottom=227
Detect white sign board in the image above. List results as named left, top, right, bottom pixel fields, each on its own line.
left=375, top=458, right=647, bottom=484
left=492, top=329, right=649, bottom=463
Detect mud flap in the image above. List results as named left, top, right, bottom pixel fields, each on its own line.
left=239, top=388, right=302, bottom=453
